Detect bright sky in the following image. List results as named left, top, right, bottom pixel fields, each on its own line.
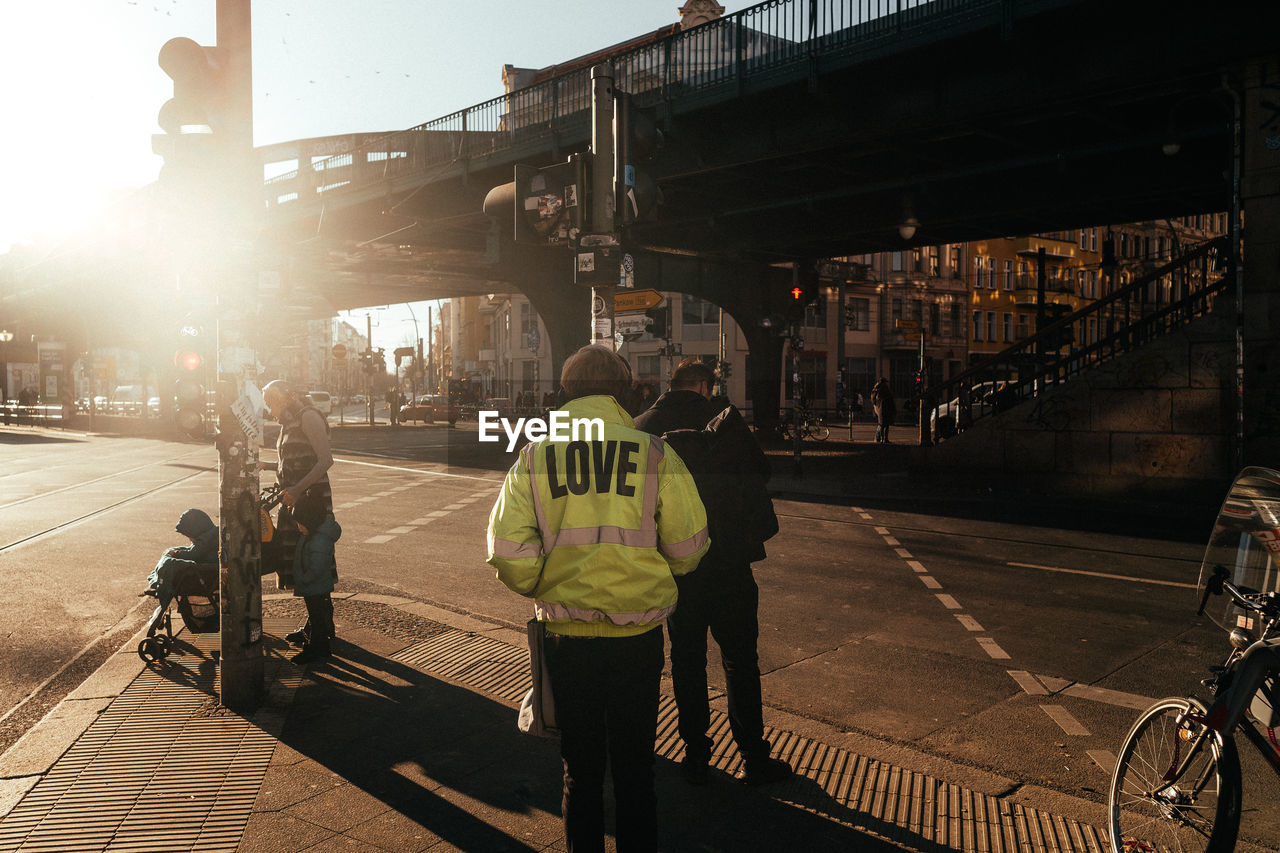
left=1, top=0, right=736, bottom=348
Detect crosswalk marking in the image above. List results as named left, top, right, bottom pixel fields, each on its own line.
left=1087, top=750, right=1117, bottom=774
left=1007, top=670, right=1049, bottom=696
left=364, top=535, right=395, bottom=544
left=918, top=575, right=942, bottom=590
left=935, top=594, right=961, bottom=610
left=906, top=560, right=927, bottom=573
left=894, top=547, right=912, bottom=559
left=955, top=614, right=983, bottom=632
left=1041, top=705, right=1090, bottom=736
left=976, top=637, right=1010, bottom=660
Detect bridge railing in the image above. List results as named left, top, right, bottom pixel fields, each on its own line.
left=926, top=236, right=1230, bottom=440
left=263, top=0, right=998, bottom=209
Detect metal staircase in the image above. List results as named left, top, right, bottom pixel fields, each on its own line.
left=928, top=235, right=1230, bottom=439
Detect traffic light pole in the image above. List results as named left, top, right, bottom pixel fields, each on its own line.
left=213, top=0, right=263, bottom=714
left=917, top=334, right=930, bottom=447
left=588, top=64, right=617, bottom=348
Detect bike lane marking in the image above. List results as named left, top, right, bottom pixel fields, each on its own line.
left=864, top=515, right=1013, bottom=662
left=1040, top=705, right=1090, bottom=736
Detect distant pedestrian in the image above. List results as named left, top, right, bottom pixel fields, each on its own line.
left=487, top=344, right=710, bottom=853
left=872, top=377, right=895, bottom=443
left=634, top=358, right=791, bottom=788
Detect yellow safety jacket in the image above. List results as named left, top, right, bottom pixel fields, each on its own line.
left=487, top=395, right=710, bottom=637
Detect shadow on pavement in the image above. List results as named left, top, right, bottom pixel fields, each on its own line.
left=273, top=638, right=908, bottom=852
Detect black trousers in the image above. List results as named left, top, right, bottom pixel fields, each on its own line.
left=302, top=594, right=334, bottom=648
left=668, top=564, right=770, bottom=765
left=545, top=628, right=664, bottom=853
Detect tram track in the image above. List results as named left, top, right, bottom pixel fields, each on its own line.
left=0, top=465, right=215, bottom=553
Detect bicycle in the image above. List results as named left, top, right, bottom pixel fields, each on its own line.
left=779, top=408, right=830, bottom=441
left=1107, top=466, right=1280, bottom=853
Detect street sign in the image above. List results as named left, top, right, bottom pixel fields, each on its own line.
left=895, top=319, right=919, bottom=330
left=614, top=315, right=651, bottom=335
left=614, top=289, right=664, bottom=313
left=904, top=332, right=930, bottom=342
left=331, top=343, right=348, bottom=359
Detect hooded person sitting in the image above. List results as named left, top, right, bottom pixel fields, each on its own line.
left=146, top=508, right=218, bottom=608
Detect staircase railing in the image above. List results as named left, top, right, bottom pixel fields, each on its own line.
left=927, top=235, right=1230, bottom=439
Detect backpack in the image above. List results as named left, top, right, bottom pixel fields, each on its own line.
left=662, top=405, right=778, bottom=566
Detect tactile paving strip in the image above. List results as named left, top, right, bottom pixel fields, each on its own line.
left=0, top=625, right=287, bottom=853
left=393, top=628, right=1111, bottom=853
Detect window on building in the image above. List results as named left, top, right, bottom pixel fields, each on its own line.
left=520, top=302, right=536, bottom=336
left=1090, top=228, right=1098, bottom=251
left=930, top=303, right=941, bottom=337
left=950, top=245, right=962, bottom=277
left=975, top=257, right=985, bottom=289
left=950, top=302, right=962, bottom=337
left=1002, top=260, right=1013, bottom=290
left=1003, top=313, right=1013, bottom=342
left=682, top=294, right=721, bottom=341
left=1017, top=313, right=1030, bottom=340
left=987, top=257, right=996, bottom=288
left=1087, top=317, right=1098, bottom=345
left=892, top=298, right=903, bottom=326
left=928, top=249, right=939, bottom=277
left=1079, top=230, right=1087, bottom=249
left=847, top=297, right=870, bottom=331
left=891, top=252, right=904, bottom=271
left=973, top=310, right=983, bottom=341
left=636, top=355, right=661, bottom=381
left=1018, top=260, right=1029, bottom=288
left=843, top=357, right=876, bottom=399
left=912, top=298, right=924, bottom=323
left=521, top=360, right=537, bottom=393
left=986, top=312, right=996, bottom=342
left=912, top=248, right=923, bottom=272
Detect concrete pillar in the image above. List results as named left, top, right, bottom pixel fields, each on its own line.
left=503, top=242, right=589, bottom=391
left=1241, top=56, right=1280, bottom=467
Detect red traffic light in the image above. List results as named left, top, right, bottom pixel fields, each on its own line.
left=174, top=349, right=202, bottom=372
left=790, top=286, right=803, bottom=300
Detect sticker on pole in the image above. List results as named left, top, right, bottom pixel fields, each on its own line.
left=232, top=381, right=265, bottom=446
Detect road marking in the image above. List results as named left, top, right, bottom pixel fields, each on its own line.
left=1040, top=705, right=1090, bottom=736
left=935, top=594, right=962, bottom=610
left=894, top=548, right=912, bottom=559
left=355, top=496, right=376, bottom=503
left=852, top=506, right=864, bottom=513
left=955, top=614, right=983, bottom=632
left=906, top=560, right=927, bottom=573
left=335, top=457, right=500, bottom=483
left=335, top=502, right=360, bottom=510
left=426, top=510, right=450, bottom=518
left=407, top=517, right=437, bottom=526
left=860, top=513, right=873, bottom=520
left=918, top=575, right=942, bottom=589
left=444, top=504, right=467, bottom=510
left=387, top=526, right=416, bottom=534
left=1065, top=683, right=1152, bottom=711
left=374, top=491, right=397, bottom=497
left=1007, top=562, right=1196, bottom=590
left=1007, top=671, right=1048, bottom=695
left=364, top=535, right=395, bottom=544
left=1087, top=750, right=1117, bottom=774
left=874, top=526, right=890, bottom=535
left=883, top=536, right=900, bottom=546
left=976, top=637, right=1010, bottom=659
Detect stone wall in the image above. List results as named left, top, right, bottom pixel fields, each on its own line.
left=919, top=310, right=1236, bottom=508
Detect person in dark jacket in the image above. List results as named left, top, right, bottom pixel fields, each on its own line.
left=633, top=358, right=792, bottom=787
left=289, top=489, right=341, bottom=665
left=146, top=508, right=218, bottom=609
left=871, top=377, right=896, bottom=443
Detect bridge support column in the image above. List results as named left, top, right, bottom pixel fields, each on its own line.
left=502, top=243, right=588, bottom=394
left=1241, top=56, right=1280, bottom=468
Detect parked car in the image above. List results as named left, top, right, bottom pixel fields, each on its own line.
left=400, top=394, right=458, bottom=425
left=306, top=391, right=333, bottom=415
left=930, top=381, right=999, bottom=440
left=351, top=393, right=366, bottom=404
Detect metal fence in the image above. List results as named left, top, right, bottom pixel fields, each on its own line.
left=263, top=0, right=1001, bottom=208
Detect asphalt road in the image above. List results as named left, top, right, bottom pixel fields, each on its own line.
left=2, top=420, right=1277, bottom=848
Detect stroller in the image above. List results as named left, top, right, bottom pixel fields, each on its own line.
left=137, top=485, right=286, bottom=663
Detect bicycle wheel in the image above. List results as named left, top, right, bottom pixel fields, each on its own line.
left=809, top=420, right=830, bottom=441
left=1108, top=697, right=1241, bottom=853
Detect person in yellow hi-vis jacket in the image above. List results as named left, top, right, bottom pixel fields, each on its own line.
left=488, top=344, right=709, bottom=853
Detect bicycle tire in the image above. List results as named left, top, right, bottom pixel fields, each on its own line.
left=809, top=421, right=830, bottom=441
left=1108, top=696, right=1241, bottom=853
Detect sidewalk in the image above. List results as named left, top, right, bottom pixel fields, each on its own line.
left=0, top=593, right=1125, bottom=853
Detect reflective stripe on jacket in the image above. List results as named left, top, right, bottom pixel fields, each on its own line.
left=486, top=395, right=710, bottom=637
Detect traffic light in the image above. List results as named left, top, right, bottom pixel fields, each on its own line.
left=154, top=37, right=228, bottom=186
left=789, top=263, right=821, bottom=318
left=645, top=305, right=669, bottom=339
left=484, top=155, right=588, bottom=247
left=173, top=318, right=208, bottom=439
left=719, top=360, right=732, bottom=379
left=614, top=91, right=663, bottom=227
left=913, top=370, right=925, bottom=393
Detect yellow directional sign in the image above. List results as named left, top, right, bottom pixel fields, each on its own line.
left=895, top=319, right=919, bottom=330
left=904, top=332, right=930, bottom=342
left=614, top=289, right=665, bottom=313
